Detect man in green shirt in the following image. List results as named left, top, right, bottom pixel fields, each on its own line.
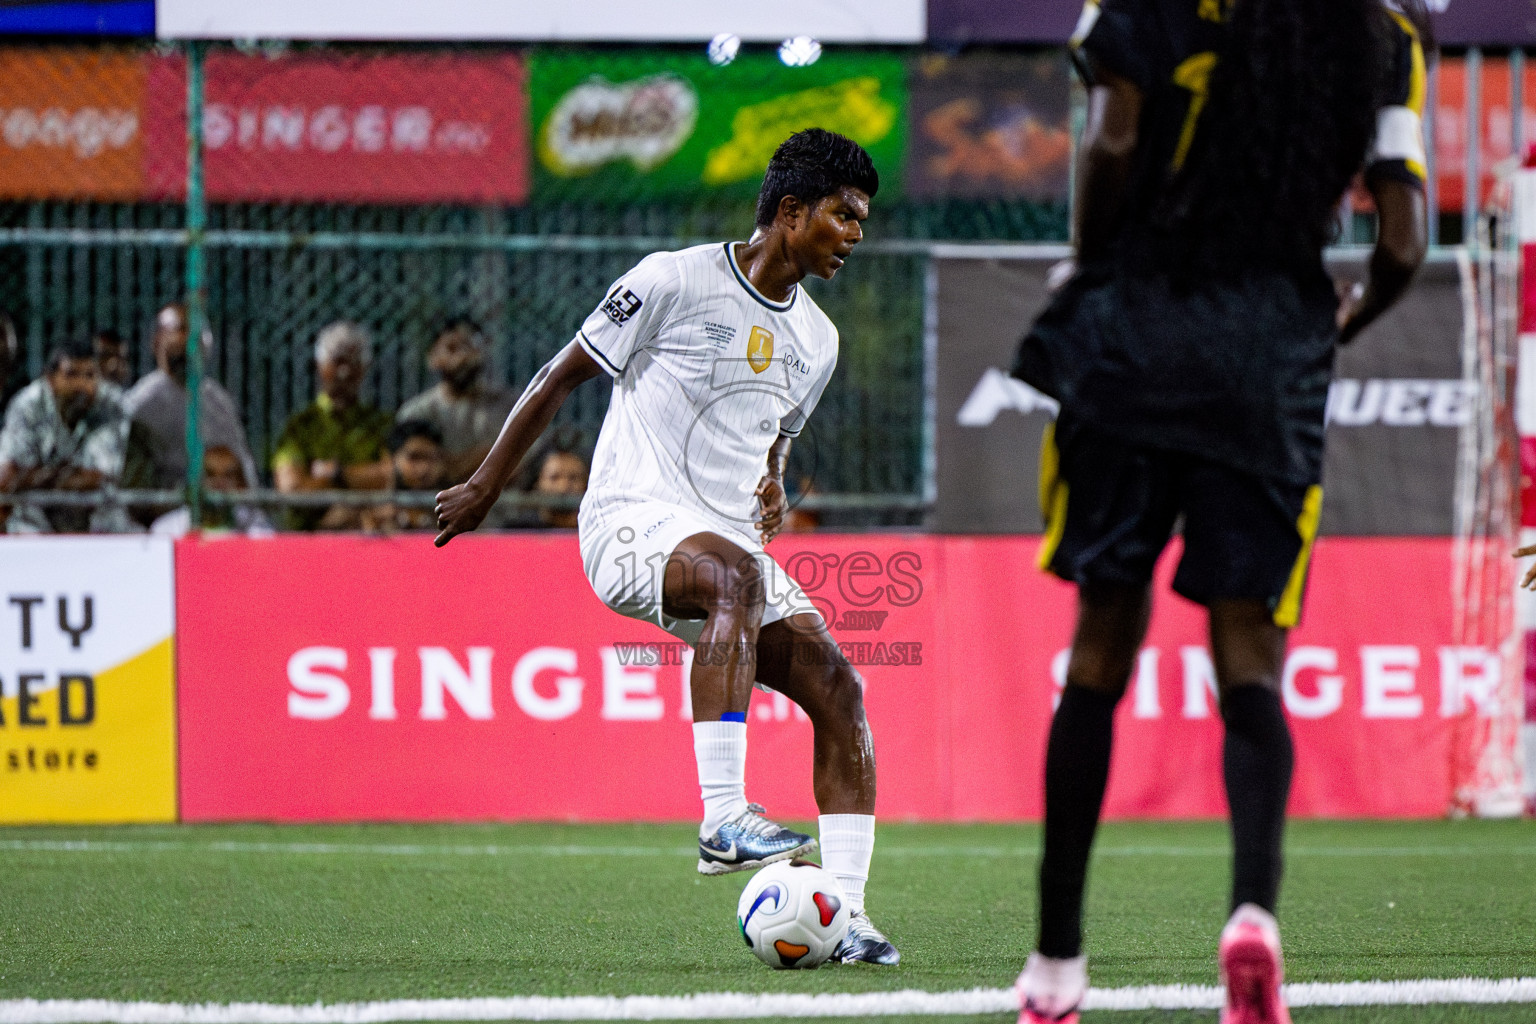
left=272, top=321, right=391, bottom=530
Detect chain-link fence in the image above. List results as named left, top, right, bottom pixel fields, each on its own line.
left=0, top=41, right=1071, bottom=530
left=4, top=40, right=1515, bottom=531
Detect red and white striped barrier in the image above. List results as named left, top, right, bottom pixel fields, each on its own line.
left=1514, top=152, right=1536, bottom=805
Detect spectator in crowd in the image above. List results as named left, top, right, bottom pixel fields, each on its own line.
left=389, top=419, right=449, bottom=495
left=356, top=420, right=450, bottom=533
left=526, top=447, right=587, bottom=529
left=0, top=314, right=25, bottom=413
left=93, top=328, right=131, bottom=388
left=272, top=320, right=392, bottom=530
left=0, top=337, right=129, bottom=534
left=396, top=317, right=515, bottom=484
left=123, top=303, right=256, bottom=491
left=150, top=445, right=274, bottom=537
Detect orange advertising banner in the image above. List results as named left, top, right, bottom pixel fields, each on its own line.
left=1434, top=56, right=1535, bottom=214
left=0, top=49, right=144, bottom=200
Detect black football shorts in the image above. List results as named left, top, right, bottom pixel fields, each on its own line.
left=1037, top=416, right=1322, bottom=628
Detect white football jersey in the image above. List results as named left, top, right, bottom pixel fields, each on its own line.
left=576, top=242, right=839, bottom=539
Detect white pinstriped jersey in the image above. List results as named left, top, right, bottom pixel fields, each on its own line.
left=576, top=242, right=838, bottom=538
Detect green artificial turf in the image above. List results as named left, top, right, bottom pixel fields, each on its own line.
left=0, top=820, right=1532, bottom=1022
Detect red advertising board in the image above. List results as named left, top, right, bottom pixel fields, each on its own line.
left=144, top=51, right=528, bottom=204
left=175, top=534, right=1475, bottom=822
left=1433, top=56, right=1534, bottom=215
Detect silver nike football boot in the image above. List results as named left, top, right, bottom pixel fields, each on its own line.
left=832, top=910, right=901, bottom=965
left=696, top=803, right=817, bottom=875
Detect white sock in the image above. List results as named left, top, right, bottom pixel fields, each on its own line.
left=819, top=813, right=875, bottom=915
left=694, top=721, right=747, bottom=839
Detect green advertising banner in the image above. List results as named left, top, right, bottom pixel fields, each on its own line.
left=530, top=49, right=906, bottom=202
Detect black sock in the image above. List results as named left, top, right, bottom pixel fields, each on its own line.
left=1221, top=685, right=1293, bottom=914
left=1038, top=684, right=1119, bottom=958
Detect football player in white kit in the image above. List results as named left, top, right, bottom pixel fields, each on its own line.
left=433, top=129, right=897, bottom=965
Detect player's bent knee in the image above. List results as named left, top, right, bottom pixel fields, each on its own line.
left=691, top=557, right=767, bottom=619
left=819, top=661, right=866, bottom=724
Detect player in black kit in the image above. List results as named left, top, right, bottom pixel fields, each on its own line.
left=1011, top=2, right=1431, bottom=1022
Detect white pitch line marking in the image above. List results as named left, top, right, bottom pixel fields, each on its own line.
left=2, top=839, right=1533, bottom=860
left=1, top=979, right=1533, bottom=1022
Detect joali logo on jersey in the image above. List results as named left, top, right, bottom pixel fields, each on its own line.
left=747, top=326, right=774, bottom=374
left=602, top=287, right=644, bottom=327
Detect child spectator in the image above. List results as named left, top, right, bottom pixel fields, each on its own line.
left=150, top=445, right=274, bottom=537
left=499, top=447, right=589, bottom=530
left=357, top=420, right=450, bottom=533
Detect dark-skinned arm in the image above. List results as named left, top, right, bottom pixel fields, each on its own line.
left=434, top=340, right=603, bottom=547
left=1337, top=177, right=1428, bottom=345
left=446, top=441, right=495, bottom=484
left=754, top=434, right=792, bottom=545
left=1074, top=67, right=1144, bottom=265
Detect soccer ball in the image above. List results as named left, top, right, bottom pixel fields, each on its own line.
left=736, top=861, right=850, bottom=969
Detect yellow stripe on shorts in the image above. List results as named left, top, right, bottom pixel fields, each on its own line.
left=1037, top=421, right=1070, bottom=573
left=1272, top=484, right=1323, bottom=628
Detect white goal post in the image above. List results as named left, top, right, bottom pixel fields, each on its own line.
left=1453, top=156, right=1532, bottom=818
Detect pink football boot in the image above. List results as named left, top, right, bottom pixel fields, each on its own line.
left=1219, top=904, right=1292, bottom=1024
left=1016, top=951, right=1087, bottom=1024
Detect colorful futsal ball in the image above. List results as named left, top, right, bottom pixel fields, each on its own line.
left=736, top=861, right=850, bottom=969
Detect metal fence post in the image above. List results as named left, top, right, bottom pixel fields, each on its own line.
left=185, top=40, right=207, bottom=524
left=1464, top=47, right=1481, bottom=245
left=1513, top=49, right=1526, bottom=166
left=1426, top=52, right=1439, bottom=249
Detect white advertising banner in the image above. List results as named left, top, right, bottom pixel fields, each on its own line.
left=157, top=0, right=926, bottom=42
left=0, top=536, right=178, bottom=822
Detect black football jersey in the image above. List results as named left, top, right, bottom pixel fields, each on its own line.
left=1016, top=0, right=1427, bottom=484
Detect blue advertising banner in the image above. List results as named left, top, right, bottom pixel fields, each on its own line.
left=0, top=1, right=153, bottom=35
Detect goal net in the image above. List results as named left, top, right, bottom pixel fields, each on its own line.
left=1450, top=157, right=1529, bottom=818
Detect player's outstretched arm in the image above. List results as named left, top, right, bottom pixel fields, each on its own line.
left=434, top=340, right=602, bottom=547
left=1337, top=177, right=1427, bottom=344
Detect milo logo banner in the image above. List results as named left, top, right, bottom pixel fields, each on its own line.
left=0, top=536, right=177, bottom=822
left=530, top=50, right=905, bottom=201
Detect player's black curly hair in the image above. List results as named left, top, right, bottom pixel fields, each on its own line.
left=754, top=128, right=879, bottom=228
left=1156, top=0, right=1401, bottom=276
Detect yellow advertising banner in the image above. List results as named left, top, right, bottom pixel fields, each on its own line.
left=0, top=49, right=146, bottom=200
left=1, top=536, right=177, bottom=822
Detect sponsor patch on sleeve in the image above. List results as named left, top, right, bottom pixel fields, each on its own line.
left=602, top=288, right=644, bottom=327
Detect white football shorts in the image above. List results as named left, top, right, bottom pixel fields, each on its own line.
left=578, top=500, right=821, bottom=645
